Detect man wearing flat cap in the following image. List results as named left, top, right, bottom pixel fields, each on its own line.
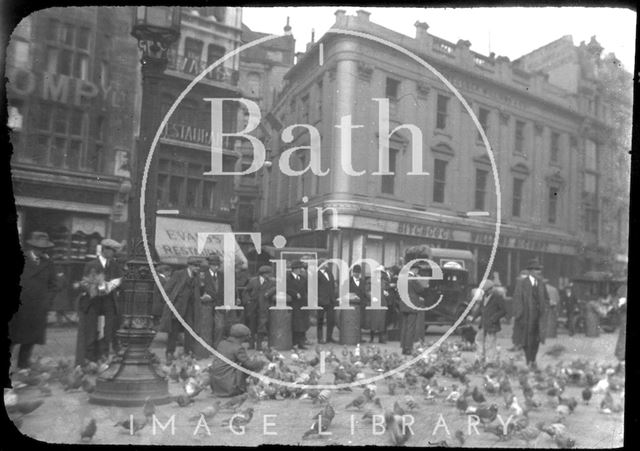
left=10, top=232, right=57, bottom=369
left=288, top=260, right=310, bottom=349
left=158, top=256, right=203, bottom=362
left=242, top=265, right=276, bottom=350
left=201, top=254, right=237, bottom=350
left=467, top=279, right=507, bottom=365
left=511, top=258, right=549, bottom=368
left=75, top=238, right=123, bottom=365
left=209, top=323, right=266, bottom=397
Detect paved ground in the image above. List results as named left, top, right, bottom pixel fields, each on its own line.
left=6, top=321, right=625, bottom=447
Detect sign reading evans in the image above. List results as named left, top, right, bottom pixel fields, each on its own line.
left=155, top=216, right=248, bottom=267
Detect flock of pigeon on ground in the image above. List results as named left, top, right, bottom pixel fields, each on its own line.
left=5, top=340, right=625, bottom=447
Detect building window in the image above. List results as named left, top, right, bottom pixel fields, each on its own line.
left=585, top=139, right=598, bottom=170
left=474, top=169, right=488, bottom=210
left=433, top=159, right=447, bottom=203
left=381, top=148, right=399, bottom=195
left=514, top=120, right=525, bottom=154
left=385, top=77, right=400, bottom=100
left=316, top=80, right=323, bottom=120
left=184, top=38, right=203, bottom=62
left=583, top=173, right=597, bottom=193
left=477, top=107, right=490, bottom=140
left=548, top=187, right=558, bottom=224
left=10, top=39, right=30, bottom=69
left=550, top=131, right=560, bottom=164
left=99, top=61, right=109, bottom=87
left=301, top=94, right=310, bottom=123
left=44, top=22, right=91, bottom=80
left=246, top=72, right=261, bottom=98
left=512, top=178, right=524, bottom=217
left=436, top=94, right=449, bottom=130
left=584, top=204, right=599, bottom=234
left=206, top=43, right=225, bottom=69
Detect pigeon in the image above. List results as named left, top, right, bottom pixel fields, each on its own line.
left=114, top=416, right=147, bottom=434
left=345, top=390, right=371, bottom=410
left=189, top=401, right=222, bottom=422
left=471, top=386, right=486, bottom=403
left=404, top=395, right=419, bottom=410
left=175, top=393, right=194, bottom=407
left=545, top=344, right=567, bottom=358
left=303, top=404, right=335, bottom=439
left=81, top=375, right=96, bottom=393
left=362, top=398, right=384, bottom=422
left=385, top=411, right=412, bottom=446
left=456, top=396, right=469, bottom=414
left=221, top=407, right=254, bottom=429
left=6, top=399, right=44, bottom=416
left=221, top=393, right=248, bottom=410
left=554, top=432, right=577, bottom=448
left=467, top=404, right=498, bottom=425
left=508, top=395, right=524, bottom=417
left=484, top=422, right=514, bottom=441
left=393, top=400, right=406, bottom=416
left=143, top=396, right=155, bottom=418
left=80, top=418, right=97, bottom=441
left=514, top=425, right=541, bottom=447
left=582, top=387, right=593, bottom=404
left=168, top=364, right=180, bottom=382
left=62, top=366, right=84, bottom=391
left=454, top=429, right=465, bottom=446
left=387, top=379, right=397, bottom=396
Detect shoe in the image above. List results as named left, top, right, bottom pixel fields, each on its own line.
left=298, top=344, right=308, bottom=350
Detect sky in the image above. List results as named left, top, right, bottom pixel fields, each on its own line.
left=242, top=7, right=637, bottom=72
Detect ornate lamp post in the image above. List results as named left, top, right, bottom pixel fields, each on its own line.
left=90, top=7, right=181, bottom=406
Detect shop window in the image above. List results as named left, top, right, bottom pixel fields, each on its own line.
left=548, top=186, right=558, bottom=224
left=474, top=168, right=488, bottom=210
left=184, top=37, right=203, bottom=63
left=512, top=177, right=524, bottom=217
left=433, top=158, right=447, bottom=203
left=514, top=120, right=525, bottom=154
left=381, top=148, right=399, bottom=195
left=550, top=131, right=560, bottom=164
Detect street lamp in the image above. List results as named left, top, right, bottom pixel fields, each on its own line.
left=90, top=7, right=181, bottom=406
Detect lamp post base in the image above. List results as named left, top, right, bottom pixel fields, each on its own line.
left=89, top=325, right=171, bottom=407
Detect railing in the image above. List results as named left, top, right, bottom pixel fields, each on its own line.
left=432, top=38, right=455, bottom=56
left=166, top=53, right=239, bottom=86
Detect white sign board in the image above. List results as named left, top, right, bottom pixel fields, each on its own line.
left=155, top=216, right=248, bottom=268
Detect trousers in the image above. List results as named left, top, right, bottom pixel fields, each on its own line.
left=400, top=312, right=417, bottom=353
left=167, top=319, right=196, bottom=356
left=476, top=331, right=498, bottom=363
left=317, top=304, right=335, bottom=341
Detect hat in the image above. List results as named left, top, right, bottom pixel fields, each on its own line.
left=207, top=254, right=222, bottom=265
left=258, top=265, right=273, bottom=275
left=291, top=260, right=306, bottom=270
left=480, top=280, right=495, bottom=292
left=100, top=238, right=122, bottom=251
left=526, top=258, right=543, bottom=270
left=229, top=323, right=251, bottom=338
left=156, top=264, right=171, bottom=273
left=352, top=264, right=362, bottom=273
left=187, top=256, right=204, bottom=266
left=26, top=231, right=55, bottom=249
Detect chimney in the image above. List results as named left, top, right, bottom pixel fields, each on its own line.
left=334, top=9, right=346, bottom=26
left=284, top=16, right=291, bottom=34
left=357, top=9, right=371, bottom=21
left=415, top=21, right=429, bottom=41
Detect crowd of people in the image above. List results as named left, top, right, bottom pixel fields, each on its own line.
left=10, top=232, right=626, bottom=397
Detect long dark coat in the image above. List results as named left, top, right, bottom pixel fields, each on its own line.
left=287, top=272, right=309, bottom=333
left=512, top=275, right=549, bottom=347
left=10, top=251, right=56, bottom=345
left=363, top=277, right=389, bottom=332
left=75, top=257, right=123, bottom=365
left=158, top=268, right=200, bottom=334
left=243, top=275, right=276, bottom=335
left=210, top=336, right=265, bottom=397
left=317, top=269, right=337, bottom=306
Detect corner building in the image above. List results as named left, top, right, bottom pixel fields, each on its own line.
left=258, top=10, right=627, bottom=291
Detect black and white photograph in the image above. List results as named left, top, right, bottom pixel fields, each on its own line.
left=2, top=5, right=634, bottom=447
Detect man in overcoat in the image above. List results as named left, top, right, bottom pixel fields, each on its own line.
left=75, top=238, right=123, bottom=365
left=316, top=260, right=337, bottom=343
left=10, top=231, right=57, bottom=369
left=560, top=283, right=578, bottom=336
left=242, top=265, right=276, bottom=349
left=209, top=324, right=265, bottom=397
left=158, top=256, right=203, bottom=362
left=509, top=269, right=529, bottom=351
left=399, top=261, right=430, bottom=355
left=287, top=260, right=309, bottom=349
left=512, top=258, right=549, bottom=368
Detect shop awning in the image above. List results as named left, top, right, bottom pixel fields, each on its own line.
left=155, top=216, right=248, bottom=268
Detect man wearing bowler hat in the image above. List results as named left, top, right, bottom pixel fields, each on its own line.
left=317, top=259, right=337, bottom=343
left=158, top=256, right=203, bottom=362
left=75, top=238, right=123, bottom=365
left=242, top=265, right=276, bottom=350
left=511, top=258, right=549, bottom=368
left=288, top=260, right=309, bottom=349
left=10, top=231, right=57, bottom=369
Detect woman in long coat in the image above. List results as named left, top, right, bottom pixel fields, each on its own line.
left=10, top=232, right=57, bottom=369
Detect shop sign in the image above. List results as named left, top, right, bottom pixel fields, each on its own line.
left=397, top=222, right=453, bottom=240
left=161, top=122, right=212, bottom=147
left=470, top=231, right=551, bottom=252
left=155, top=216, right=248, bottom=267
left=7, top=68, right=126, bottom=108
